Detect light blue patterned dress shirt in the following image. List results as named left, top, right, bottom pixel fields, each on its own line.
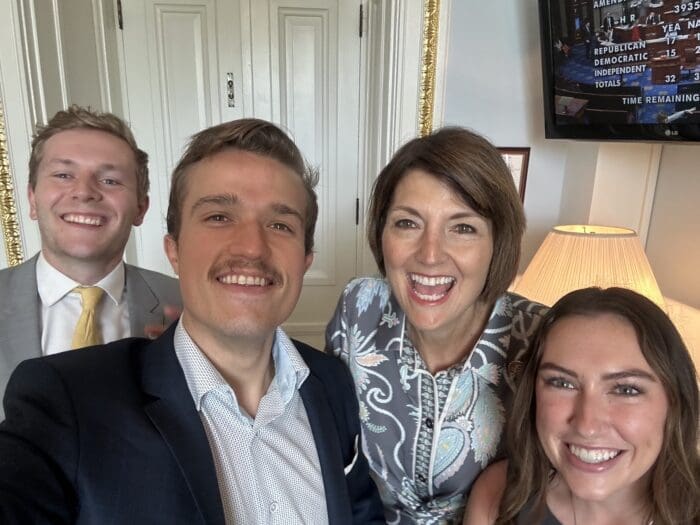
left=326, top=277, right=548, bottom=524
left=174, top=320, right=328, bottom=524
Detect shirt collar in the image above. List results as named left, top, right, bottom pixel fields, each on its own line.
left=36, top=252, right=125, bottom=307
left=173, top=320, right=309, bottom=411
left=273, top=327, right=310, bottom=404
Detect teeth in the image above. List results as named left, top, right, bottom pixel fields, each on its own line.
left=415, top=291, right=446, bottom=301
left=64, top=214, right=102, bottom=226
left=409, top=274, right=454, bottom=301
left=409, top=274, right=455, bottom=286
left=569, top=444, right=620, bottom=464
left=219, top=274, right=270, bottom=286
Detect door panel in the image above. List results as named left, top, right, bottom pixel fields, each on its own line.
left=247, top=1, right=360, bottom=344
left=121, top=0, right=360, bottom=347
left=121, top=0, right=245, bottom=272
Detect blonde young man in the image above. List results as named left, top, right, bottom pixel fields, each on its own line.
left=0, top=106, right=181, bottom=415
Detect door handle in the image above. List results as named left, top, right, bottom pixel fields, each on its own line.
left=226, top=73, right=235, bottom=107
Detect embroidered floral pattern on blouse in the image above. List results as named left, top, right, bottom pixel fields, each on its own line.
left=326, top=277, right=548, bottom=524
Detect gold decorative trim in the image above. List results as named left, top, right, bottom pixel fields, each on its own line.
left=418, top=0, right=440, bottom=137
left=0, top=94, right=24, bottom=267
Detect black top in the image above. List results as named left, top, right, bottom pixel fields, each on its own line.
left=517, top=499, right=563, bottom=525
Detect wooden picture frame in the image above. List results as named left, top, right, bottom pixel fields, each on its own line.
left=498, top=147, right=530, bottom=202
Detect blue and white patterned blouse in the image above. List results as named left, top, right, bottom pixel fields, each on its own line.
left=326, top=277, right=548, bottom=524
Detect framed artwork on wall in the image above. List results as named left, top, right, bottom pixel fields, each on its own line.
left=498, top=147, right=530, bottom=202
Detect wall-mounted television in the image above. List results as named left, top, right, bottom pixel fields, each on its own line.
left=539, top=0, right=700, bottom=141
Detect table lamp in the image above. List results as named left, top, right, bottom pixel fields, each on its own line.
left=514, top=225, right=665, bottom=309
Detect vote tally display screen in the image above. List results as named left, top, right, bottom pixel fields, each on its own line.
left=542, top=0, right=700, bottom=136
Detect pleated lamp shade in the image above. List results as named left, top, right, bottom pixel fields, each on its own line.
left=514, top=225, right=665, bottom=309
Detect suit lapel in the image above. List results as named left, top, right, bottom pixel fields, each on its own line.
left=0, top=256, right=42, bottom=362
left=125, top=264, right=161, bottom=338
left=139, top=325, right=226, bottom=525
left=300, top=374, right=352, bottom=525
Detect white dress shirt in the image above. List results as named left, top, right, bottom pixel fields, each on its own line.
left=173, top=320, right=328, bottom=525
left=36, top=253, right=130, bottom=355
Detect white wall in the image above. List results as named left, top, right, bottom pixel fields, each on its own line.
left=441, top=0, right=571, bottom=268
left=646, top=145, right=700, bottom=309
left=558, top=141, right=598, bottom=224
left=441, top=0, right=700, bottom=313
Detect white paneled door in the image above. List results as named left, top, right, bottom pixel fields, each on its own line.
left=120, top=0, right=361, bottom=346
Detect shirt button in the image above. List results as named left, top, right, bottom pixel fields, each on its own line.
left=425, top=417, right=433, bottom=429
left=417, top=473, right=426, bottom=482
left=270, top=502, right=278, bottom=513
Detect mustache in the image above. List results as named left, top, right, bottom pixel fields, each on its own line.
left=208, top=257, right=281, bottom=284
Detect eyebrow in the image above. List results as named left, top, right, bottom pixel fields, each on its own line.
left=601, top=370, right=657, bottom=382
left=45, top=158, right=78, bottom=167
left=191, top=194, right=238, bottom=213
left=191, top=193, right=304, bottom=223
left=538, top=363, right=577, bottom=377
left=270, top=202, right=304, bottom=223
left=538, top=362, right=658, bottom=382
left=389, top=204, right=485, bottom=221
left=45, top=158, right=125, bottom=173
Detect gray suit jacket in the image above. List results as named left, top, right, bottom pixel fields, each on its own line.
left=0, top=254, right=182, bottom=418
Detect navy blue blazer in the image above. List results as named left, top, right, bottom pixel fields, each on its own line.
left=0, top=324, right=385, bottom=524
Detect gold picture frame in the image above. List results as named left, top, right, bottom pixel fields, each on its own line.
left=498, top=147, right=530, bottom=202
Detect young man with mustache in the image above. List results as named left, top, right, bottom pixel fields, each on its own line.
left=0, top=118, right=384, bottom=524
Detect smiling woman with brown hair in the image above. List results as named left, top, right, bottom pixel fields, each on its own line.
left=326, top=126, right=548, bottom=523
left=464, top=287, right=700, bottom=525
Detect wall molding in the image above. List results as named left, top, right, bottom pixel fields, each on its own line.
left=0, top=0, right=36, bottom=268
left=589, top=143, right=661, bottom=246
left=418, top=0, right=439, bottom=136
left=357, top=0, right=442, bottom=275
left=1, top=0, right=444, bottom=273
left=0, top=97, right=23, bottom=267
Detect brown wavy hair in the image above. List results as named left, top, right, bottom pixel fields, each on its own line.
left=498, top=287, right=700, bottom=525
left=166, top=118, right=318, bottom=255
left=366, top=126, right=524, bottom=305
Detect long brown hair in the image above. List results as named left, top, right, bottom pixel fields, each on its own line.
left=498, top=287, right=700, bottom=525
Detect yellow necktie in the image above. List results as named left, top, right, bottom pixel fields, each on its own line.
left=71, top=286, right=104, bottom=349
